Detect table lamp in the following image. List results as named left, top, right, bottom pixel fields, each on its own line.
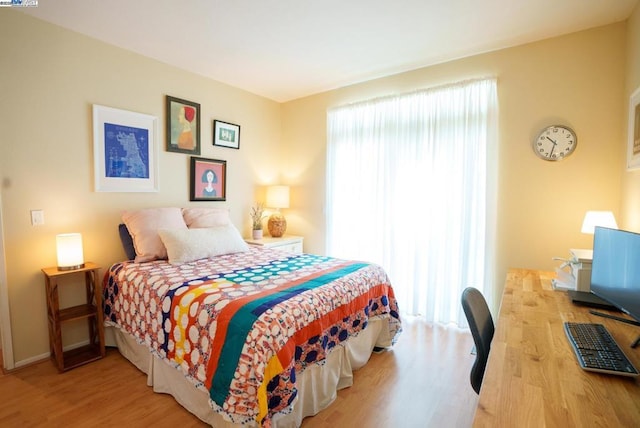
left=580, top=211, right=618, bottom=234
left=568, top=211, right=618, bottom=292
left=56, top=233, right=85, bottom=271
left=266, top=185, right=289, bottom=238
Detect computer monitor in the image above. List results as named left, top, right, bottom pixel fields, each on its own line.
left=590, top=226, right=640, bottom=323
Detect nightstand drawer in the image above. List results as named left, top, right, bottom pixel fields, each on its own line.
left=273, top=241, right=303, bottom=254
left=245, top=235, right=304, bottom=254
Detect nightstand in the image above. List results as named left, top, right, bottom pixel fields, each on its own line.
left=245, top=235, right=304, bottom=254
left=41, top=262, right=105, bottom=372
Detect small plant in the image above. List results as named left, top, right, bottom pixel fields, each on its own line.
left=250, top=203, right=267, bottom=230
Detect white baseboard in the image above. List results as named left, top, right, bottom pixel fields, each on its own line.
left=14, top=339, right=90, bottom=369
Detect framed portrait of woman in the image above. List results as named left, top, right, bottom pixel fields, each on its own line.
left=166, top=95, right=200, bottom=155
left=190, top=156, right=226, bottom=201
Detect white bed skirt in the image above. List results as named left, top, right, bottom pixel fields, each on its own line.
left=105, top=315, right=394, bottom=427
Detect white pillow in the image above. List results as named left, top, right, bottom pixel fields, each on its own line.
left=158, top=224, right=249, bottom=265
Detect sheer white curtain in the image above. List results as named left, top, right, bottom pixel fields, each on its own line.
left=326, top=78, right=497, bottom=326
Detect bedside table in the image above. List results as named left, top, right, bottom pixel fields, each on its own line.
left=41, top=262, right=105, bottom=372
left=245, top=235, right=304, bottom=254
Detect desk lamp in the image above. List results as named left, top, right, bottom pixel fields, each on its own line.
left=580, top=211, right=618, bottom=235
left=266, top=185, right=289, bottom=238
left=568, top=211, right=617, bottom=292
left=573, top=211, right=618, bottom=258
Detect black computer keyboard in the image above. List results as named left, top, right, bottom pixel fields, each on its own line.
left=564, top=322, right=639, bottom=377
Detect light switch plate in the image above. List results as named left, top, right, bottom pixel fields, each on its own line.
left=30, top=209, right=44, bottom=226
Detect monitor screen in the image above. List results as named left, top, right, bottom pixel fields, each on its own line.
left=590, top=226, right=640, bottom=323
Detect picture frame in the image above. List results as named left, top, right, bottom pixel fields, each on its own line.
left=627, top=86, right=640, bottom=171
left=166, top=95, right=200, bottom=154
left=92, top=104, right=159, bottom=192
left=213, top=120, right=241, bottom=149
left=190, top=156, right=227, bottom=201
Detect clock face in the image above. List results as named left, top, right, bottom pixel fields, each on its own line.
left=533, top=125, right=577, bottom=161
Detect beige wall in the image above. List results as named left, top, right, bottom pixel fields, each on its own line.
left=622, top=3, right=640, bottom=230
left=282, top=23, right=627, bottom=310
left=0, top=11, right=282, bottom=364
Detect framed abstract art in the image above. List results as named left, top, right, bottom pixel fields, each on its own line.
left=627, top=86, right=640, bottom=171
left=213, top=120, right=240, bottom=149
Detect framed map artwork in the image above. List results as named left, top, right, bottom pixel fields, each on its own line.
left=93, top=104, right=159, bottom=192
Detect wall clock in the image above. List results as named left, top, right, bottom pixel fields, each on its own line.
left=532, top=125, right=577, bottom=161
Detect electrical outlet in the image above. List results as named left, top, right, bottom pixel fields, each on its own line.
left=30, top=209, right=44, bottom=226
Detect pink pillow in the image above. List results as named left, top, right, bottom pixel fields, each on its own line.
left=182, top=207, right=230, bottom=228
left=122, top=207, right=188, bottom=262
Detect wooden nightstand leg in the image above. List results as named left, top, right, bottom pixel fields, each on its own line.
left=93, top=271, right=106, bottom=357
left=45, top=276, right=64, bottom=372
left=85, top=271, right=96, bottom=348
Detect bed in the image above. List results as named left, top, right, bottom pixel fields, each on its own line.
left=103, top=207, right=402, bottom=427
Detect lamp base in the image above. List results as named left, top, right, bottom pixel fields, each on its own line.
left=268, top=213, right=287, bottom=238
left=57, top=263, right=85, bottom=271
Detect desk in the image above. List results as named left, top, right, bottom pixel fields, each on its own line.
left=474, top=269, right=640, bottom=427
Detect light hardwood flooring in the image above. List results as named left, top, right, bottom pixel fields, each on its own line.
left=0, top=317, right=478, bottom=427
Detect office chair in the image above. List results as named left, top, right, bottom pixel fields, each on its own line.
left=461, top=287, right=495, bottom=394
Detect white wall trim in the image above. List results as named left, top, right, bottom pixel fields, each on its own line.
left=0, top=193, right=15, bottom=370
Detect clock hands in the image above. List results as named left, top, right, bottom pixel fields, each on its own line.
left=546, top=136, right=557, bottom=157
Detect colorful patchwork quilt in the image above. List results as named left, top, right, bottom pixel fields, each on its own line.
left=103, top=247, right=401, bottom=427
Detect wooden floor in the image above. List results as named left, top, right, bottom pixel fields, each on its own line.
left=0, top=317, right=478, bottom=427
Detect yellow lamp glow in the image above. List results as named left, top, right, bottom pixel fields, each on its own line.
left=56, top=233, right=85, bottom=271
left=266, top=185, right=290, bottom=237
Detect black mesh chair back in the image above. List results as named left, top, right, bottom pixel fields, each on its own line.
left=461, top=287, right=495, bottom=394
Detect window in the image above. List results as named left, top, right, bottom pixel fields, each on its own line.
left=326, top=78, right=497, bottom=325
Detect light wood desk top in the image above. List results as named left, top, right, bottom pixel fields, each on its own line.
left=474, top=269, right=640, bottom=427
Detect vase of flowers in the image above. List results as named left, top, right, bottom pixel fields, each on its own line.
left=250, top=203, right=266, bottom=239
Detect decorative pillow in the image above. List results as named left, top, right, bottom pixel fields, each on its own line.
left=158, top=224, right=249, bottom=265
left=182, top=207, right=231, bottom=228
left=118, top=223, right=136, bottom=261
left=121, top=207, right=188, bottom=262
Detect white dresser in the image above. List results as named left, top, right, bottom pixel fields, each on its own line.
left=245, top=235, right=304, bottom=254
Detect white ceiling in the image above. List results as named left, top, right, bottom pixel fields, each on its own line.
left=19, top=0, right=639, bottom=102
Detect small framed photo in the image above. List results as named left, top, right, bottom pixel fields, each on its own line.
left=213, top=120, right=240, bottom=149
left=166, top=95, right=200, bottom=154
left=627, top=86, right=640, bottom=170
left=190, top=157, right=226, bottom=201
left=92, top=104, right=159, bottom=192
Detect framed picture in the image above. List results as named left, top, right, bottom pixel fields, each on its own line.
left=92, top=104, right=159, bottom=192
left=190, top=157, right=226, bottom=201
left=627, top=86, right=640, bottom=171
left=166, top=95, right=200, bottom=154
left=213, top=120, right=240, bottom=149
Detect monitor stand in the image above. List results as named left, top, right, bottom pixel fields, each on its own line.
left=588, top=309, right=640, bottom=348
left=567, top=290, right=619, bottom=311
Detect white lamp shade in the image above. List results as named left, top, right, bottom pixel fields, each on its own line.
left=581, top=211, right=618, bottom=234
left=56, top=233, right=84, bottom=270
left=266, top=185, right=290, bottom=209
